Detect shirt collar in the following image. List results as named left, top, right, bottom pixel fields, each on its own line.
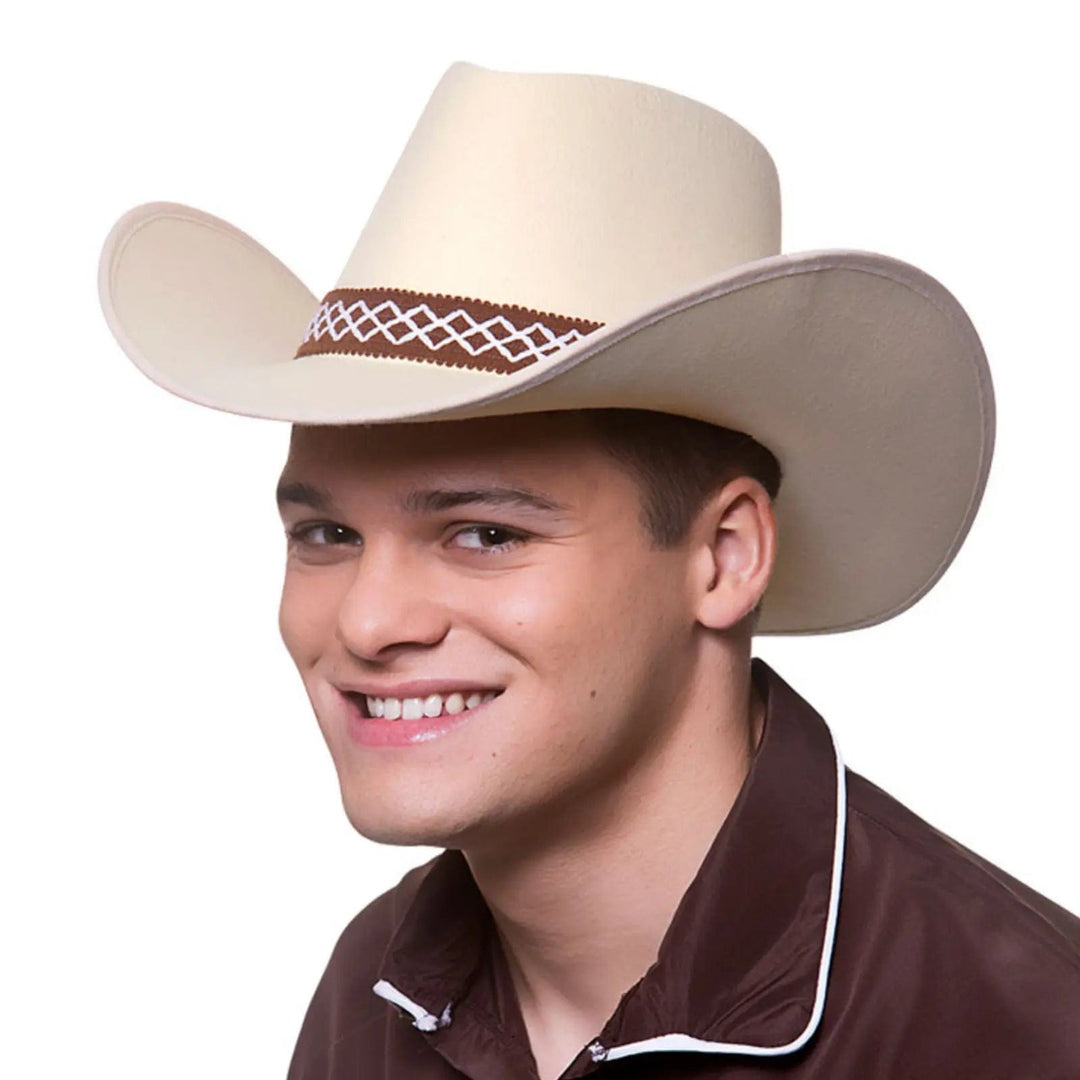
left=373, top=658, right=846, bottom=1075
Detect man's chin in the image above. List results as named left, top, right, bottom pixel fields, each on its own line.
left=340, top=795, right=482, bottom=849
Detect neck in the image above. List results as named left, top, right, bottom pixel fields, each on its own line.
left=462, top=648, right=764, bottom=1070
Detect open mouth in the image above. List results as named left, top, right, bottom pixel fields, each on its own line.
left=347, top=689, right=505, bottom=721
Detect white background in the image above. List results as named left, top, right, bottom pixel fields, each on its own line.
left=3, top=2, right=1077, bottom=1075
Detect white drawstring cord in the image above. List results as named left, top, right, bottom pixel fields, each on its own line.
left=372, top=979, right=453, bottom=1032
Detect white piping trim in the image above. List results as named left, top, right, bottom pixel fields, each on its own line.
left=592, top=728, right=847, bottom=1063
left=372, top=978, right=452, bottom=1032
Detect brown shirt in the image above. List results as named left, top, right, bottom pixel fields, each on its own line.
left=287, top=660, right=1080, bottom=1078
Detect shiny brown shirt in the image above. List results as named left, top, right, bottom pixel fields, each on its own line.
left=287, top=660, right=1080, bottom=1078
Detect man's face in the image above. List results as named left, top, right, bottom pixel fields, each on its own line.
left=277, top=412, right=701, bottom=853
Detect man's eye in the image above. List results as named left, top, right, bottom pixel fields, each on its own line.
left=288, top=522, right=361, bottom=546
left=451, top=525, right=528, bottom=554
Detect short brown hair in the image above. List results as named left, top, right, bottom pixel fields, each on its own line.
left=578, top=408, right=783, bottom=548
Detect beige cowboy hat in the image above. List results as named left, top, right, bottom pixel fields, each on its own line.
left=97, top=61, right=994, bottom=635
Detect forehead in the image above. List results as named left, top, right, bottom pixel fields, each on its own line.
left=281, top=411, right=624, bottom=498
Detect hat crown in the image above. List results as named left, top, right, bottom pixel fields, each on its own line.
left=335, top=62, right=781, bottom=325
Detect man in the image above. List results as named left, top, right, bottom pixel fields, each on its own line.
left=98, top=62, right=1079, bottom=1078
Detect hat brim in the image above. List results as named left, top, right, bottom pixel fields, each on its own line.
left=100, top=202, right=994, bottom=635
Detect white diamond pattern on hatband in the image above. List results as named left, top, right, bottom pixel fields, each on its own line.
left=303, top=296, right=588, bottom=364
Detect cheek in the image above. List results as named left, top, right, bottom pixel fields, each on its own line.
left=483, top=548, right=630, bottom=630
left=464, top=564, right=609, bottom=678
left=474, top=551, right=678, bottom=730
left=278, top=569, right=343, bottom=668
left=476, top=544, right=676, bottom=677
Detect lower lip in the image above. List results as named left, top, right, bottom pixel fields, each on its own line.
left=343, top=692, right=499, bottom=747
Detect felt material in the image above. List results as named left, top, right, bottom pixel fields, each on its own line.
left=97, top=61, right=995, bottom=635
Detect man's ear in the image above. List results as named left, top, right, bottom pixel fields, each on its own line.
left=690, top=477, right=777, bottom=632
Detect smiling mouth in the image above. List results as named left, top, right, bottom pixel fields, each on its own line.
left=347, top=689, right=504, bottom=721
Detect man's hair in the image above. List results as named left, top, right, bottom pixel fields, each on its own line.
left=578, top=408, right=783, bottom=548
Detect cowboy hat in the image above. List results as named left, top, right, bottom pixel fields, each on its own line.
left=97, top=61, right=994, bottom=635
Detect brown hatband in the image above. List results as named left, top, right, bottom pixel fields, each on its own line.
left=295, top=287, right=605, bottom=375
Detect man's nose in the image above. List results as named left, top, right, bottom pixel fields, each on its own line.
left=334, top=541, right=450, bottom=661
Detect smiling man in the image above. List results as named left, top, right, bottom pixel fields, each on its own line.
left=275, top=413, right=772, bottom=852
left=274, top=411, right=777, bottom=1075
left=99, top=63, right=1079, bottom=1078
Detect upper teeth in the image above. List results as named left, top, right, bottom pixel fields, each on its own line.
left=365, top=690, right=499, bottom=720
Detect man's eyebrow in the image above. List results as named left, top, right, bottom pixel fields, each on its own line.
left=401, top=486, right=570, bottom=515
left=276, top=480, right=337, bottom=512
